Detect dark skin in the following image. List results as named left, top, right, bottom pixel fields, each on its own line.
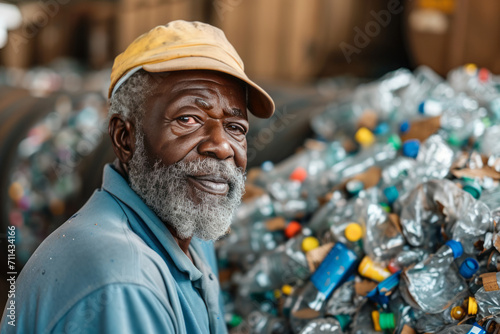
left=108, top=70, right=249, bottom=263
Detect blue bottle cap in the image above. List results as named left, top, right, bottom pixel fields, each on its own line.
left=418, top=101, right=425, bottom=114
left=402, top=139, right=420, bottom=158
left=383, top=186, right=399, bottom=205
left=459, top=258, right=479, bottom=279
left=400, top=121, right=410, bottom=134
left=445, top=240, right=463, bottom=259
left=467, top=323, right=486, bottom=334
left=374, top=122, right=389, bottom=135
left=261, top=161, right=274, bottom=172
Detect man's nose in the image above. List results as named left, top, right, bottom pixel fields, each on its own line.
left=197, top=120, right=234, bottom=160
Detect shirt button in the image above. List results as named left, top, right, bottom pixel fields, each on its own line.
left=208, top=273, right=214, bottom=280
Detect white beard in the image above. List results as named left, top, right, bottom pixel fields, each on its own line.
left=128, top=131, right=246, bottom=241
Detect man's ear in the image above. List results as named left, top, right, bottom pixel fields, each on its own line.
left=108, top=114, right=136, bottom=164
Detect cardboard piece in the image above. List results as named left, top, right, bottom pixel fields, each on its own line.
left=493, top=234, right=500, bottom=253
left=389, top=213, right=402, bottom=233
left=452, top=166, right=500, bottom=181
left=306, top=242, right=334, bottom=272
left=481, top=272, right=500, bottom=292
left=338, top=166, right=382, bottom=192
left=357, top=109, right=379, bottom=130
left=265, top=217, right=287, bottom=231
left=292, top=308, right=320, bottom=320
left=400, top=116, right=441, bottom=143
left=354, top=279, right=378, bottom=297
left=401, top=324, right=417, bottom=334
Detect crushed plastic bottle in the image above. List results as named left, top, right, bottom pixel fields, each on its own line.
left=298, top=316, right=349, bottom=334
left=401, top=240, right=468, bottom=314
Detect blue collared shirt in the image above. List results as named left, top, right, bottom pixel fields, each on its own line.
left=1, top=164, right=227, bottom=334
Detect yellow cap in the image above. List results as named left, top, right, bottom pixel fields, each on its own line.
left=465, top=63, right=477, bottom=75
left=355, top=127, right=375, bottom=147
left=8, top=182, right=24, bottom=201
left=468, top=297, right=478, bottom=315
left=273, top=289, right=282, bottom=299
left=450, top=306, right=465, bottom=320
left=281, top=285, right=293, bottom=296
left=358, top=256, right=391, bottom=282
left=345, top=223, right=363, bottom=242
left=109, top=20, right=275, bottom=118
left=302, top=236, right=320, bottom=252
left=371, top=311, right=382, bottom=331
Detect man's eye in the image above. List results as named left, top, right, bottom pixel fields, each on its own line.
left=228, top=124, right=246, bottom=134
left=177, top=116, right=197, bottom=124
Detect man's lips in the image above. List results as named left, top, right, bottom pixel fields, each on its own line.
left=187, top=175, right=230, bottom=195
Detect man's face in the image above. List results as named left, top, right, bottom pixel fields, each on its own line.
left=142, top=70, right=248, bottom=187
left=127, top=70, right=248, bottom=240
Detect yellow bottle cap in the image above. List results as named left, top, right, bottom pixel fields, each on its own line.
left=345, top=223, right=363, bottom=242
left=371, top=310, right=381, bottom=331
left=355, top=127, right=375, bottom=147
left=281, top=284, right=293, bottom=296
left=358, top=256, right=391, bottom=282
left=450, top=306, right=465, bottom=320
left=468, top=297, right=478, bottom=315
left=465, top=63, right=477, bottom=75
left=302, top=236, right=320, bottom=252
left=8, top=182, right=24, bottom=201
left=274, top=289, right=282, bottom=299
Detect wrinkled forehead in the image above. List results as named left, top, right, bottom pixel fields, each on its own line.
left=145, top=70, right=249, bottom=116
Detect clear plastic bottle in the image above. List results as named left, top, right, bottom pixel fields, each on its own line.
left=350, top=302, right=382, bottom=334
left=473, top=272, right=500, bottom=321
left=298, top=316, right=349, bottom=334
left=400, top=65, right=454, bottom=119
left=318, top=134, right=402, bottom=190
left=217, top=218, right=286, bottom=269
left=401, top=240, right=468, bottom=314
left=246, top=310, right=289, bottom=334
left=237, top=233, right=319, bottom=296
left=388, top=247, right=429, bottom=272
left=418, top=94, right=487, bottom=144
left=414, top=296, right=476, bottom=333
left=398, top=179, right=492, bottom=254
left=324, top=280, right=360, bottom=318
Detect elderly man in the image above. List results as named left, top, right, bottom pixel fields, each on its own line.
left=0, top=20, right=274, bottom=333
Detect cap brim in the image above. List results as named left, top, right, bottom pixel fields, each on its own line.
left=143, top=57, right=275, bottom=119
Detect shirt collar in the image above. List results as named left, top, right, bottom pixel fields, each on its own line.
left=101, top=164, right=204, bottom=281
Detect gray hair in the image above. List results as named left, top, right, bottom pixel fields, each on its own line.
left=108, top=69, right=157, bottom=126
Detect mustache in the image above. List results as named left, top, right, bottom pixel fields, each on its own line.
left=155, top=158, right=246, bottom=193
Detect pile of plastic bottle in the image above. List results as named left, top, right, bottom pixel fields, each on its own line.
left=7, top=93, right=108, bottom=264
left=0, top=59, right=110, bottom=97
left=1, top=59, right=110, bottom=264
left=216, top=64, right=500, bottom=334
